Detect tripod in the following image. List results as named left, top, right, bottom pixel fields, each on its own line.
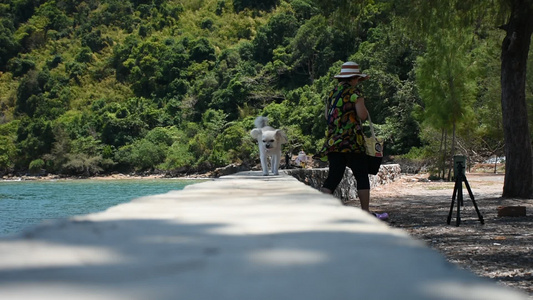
left=447, top=161, right=484, bottom=226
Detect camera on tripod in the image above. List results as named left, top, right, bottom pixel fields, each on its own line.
left=447, top=155, right=484, bottom=226
left=453, top=155, right=466, bottom=178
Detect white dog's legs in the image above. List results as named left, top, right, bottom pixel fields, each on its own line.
left=260, top=149, right=269, bottom=176
left=271, top=153, right=280, bottom=175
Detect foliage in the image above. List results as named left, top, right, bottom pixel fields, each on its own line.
left=233, top=0, right=279, bottom=13
left=0, top=0, right=527, bottom=179
left=28, top=158, right=45, bottom=174
left=0, top=131, right=17, bottom=172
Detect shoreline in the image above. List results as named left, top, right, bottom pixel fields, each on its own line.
left=1, top=163, right=262, bottom=182
left=1, top=173, right=214, bottom=181
left=2, top=167, right=505, bottom=182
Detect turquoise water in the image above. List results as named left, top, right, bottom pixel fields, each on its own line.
left=0, top=179, right=202, bottom=237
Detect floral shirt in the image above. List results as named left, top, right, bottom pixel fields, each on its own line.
left=315, top=82, right=365, bottom=161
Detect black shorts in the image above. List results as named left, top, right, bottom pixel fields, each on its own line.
left=322, top=152, right=370, bottom=191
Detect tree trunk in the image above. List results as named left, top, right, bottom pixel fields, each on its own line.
left=439, top=128, right=445, bottom=178
left=449, top=121, right=456, bottom=182
left=443, top=129, right=448, bottom=179
left=500, top=0, right=533, bottom=198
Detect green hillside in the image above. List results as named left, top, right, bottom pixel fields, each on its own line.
left=0, top=0, right=530, bottom=178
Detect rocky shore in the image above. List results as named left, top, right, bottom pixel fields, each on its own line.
left=1, top=172, right=212, bottom=181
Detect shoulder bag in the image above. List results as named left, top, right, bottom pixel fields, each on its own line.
left=364, top=113, right=384, bottom=175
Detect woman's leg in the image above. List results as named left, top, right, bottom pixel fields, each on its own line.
left=357, top=189, right=370, bottom=211
left=347, top=153, right=370, bottom=211
left=322, top=153, right=347, bottom=194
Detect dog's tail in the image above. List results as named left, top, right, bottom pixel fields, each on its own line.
left=254, top=116, right=268, bottom=128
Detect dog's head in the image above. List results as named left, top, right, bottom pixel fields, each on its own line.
left=262, top=129, right=284, bottom=149
left=251, top=128, right=287, bottom=150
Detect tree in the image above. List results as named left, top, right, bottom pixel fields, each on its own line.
left=398, top=0, right=533, bottom=198
left=499, top=0, right=533, bottom=197
left=290, top=15, right=335, bottom=81
left=15, top=117, right=54, bottom=169
left=211, top=123, right=255, bottom=165
left=124, top=138, right=167, bottom=171
left=415, top=28, right=477, bottom=179
left=232, top=0, right=279, bottom=12
left=0, top=133, right=17, bottom=173
left=189, top=38, right=216, bottom=63
left=0, top=21, right=20, bottom=71
left=252, top=12, right=299, bottom=64
left=62, top=153, right=108, bottom=176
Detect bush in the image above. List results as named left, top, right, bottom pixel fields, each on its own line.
left=62, top=153, right=107, bottom=176
left=190, top=38, right=216, bottom=62
left=75, top=47, right=93, bottom=63
left=8, top=58, right=35, bottom=77
left=160, top=141, right=194, bottom=171
left=210, top=124, right=252, bottom=166
left=395, top=147, right=433, bottom=174
left=47, top=55, right=62, bottom=69
left=118, top=138, right=168, bottom=171
left=29, top=158, right=45, bottom=174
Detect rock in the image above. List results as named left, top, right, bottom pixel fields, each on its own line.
left=497, top=206, right=526, bottom=217
left=213, top=164, right=248, bottom=177
left=286, top=164, right=402, bottom=203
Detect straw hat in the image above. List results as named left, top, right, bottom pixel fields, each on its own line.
left=333, top=61, right=369, bottom=80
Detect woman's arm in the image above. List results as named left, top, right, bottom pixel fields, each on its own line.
left=355, top=97, right=368, bottom=121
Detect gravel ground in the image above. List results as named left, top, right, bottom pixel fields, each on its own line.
left=362, top=173, right=533, bottom=298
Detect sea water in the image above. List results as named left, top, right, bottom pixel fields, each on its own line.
left=0, top=179, right=203, bottom=237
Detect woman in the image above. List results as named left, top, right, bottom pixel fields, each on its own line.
left=315, top=61, right=388, bottom=220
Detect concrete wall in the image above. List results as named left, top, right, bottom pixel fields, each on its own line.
left=286, top=164, right=401, bottom=203
left=1, top=170, right=527, bottom=300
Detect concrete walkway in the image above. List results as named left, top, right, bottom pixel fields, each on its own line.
left=0, top=171, right=528, bottom=300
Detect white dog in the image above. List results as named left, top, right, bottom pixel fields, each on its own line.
left=250, top=116, right=287, bottom=176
